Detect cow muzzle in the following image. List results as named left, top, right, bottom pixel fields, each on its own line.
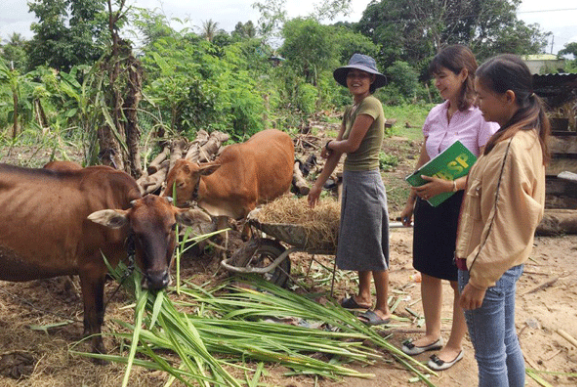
left=144, top=269, right=171, bottom=291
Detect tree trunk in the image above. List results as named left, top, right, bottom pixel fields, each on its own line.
left=123, top=51, right=143, bottom=178
left=98, top=0, right=144, bottom=176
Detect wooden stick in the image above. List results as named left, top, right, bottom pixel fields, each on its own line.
left=293, top=161, right=310, bottom=195
left=557, top=329, right=577, bottom=348
left=544, top=349, right=562, bottom=361
left=147, top=146, right=169, bottom=174
left=523, top=271, right=550, bottom=276
left=520, top=276, right=559, bottom=296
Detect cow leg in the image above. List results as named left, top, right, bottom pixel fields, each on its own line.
left=79, top=272, right=107, bottom=358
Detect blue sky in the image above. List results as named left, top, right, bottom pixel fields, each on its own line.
left=1, top=0, right=576, bottom=54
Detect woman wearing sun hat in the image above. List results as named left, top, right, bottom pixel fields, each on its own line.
left=308, top=53, right=391, bottom=325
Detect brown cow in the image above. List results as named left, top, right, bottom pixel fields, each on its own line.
left=0, top=164, right=210, bottom=354
left=162, top=129, right=294, bottom=219
left=43, top=160, right=83, bottom=171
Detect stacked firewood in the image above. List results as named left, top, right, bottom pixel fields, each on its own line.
left=136, top=130, right=230, bottom=195
left=135, top=130, right=334, bottom=198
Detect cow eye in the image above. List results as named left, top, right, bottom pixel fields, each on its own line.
left=171, top=223, right=177, bottom=231
left=177, top=181, right=186, bottom=188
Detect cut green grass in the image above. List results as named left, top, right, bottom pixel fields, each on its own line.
left=80, top=267, right=439, bottom=386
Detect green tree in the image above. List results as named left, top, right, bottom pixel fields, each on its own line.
left=130, top=7, right=178, bottom=46
left=233, top=21, right=257, bottom=40
left=1, top=33, right=28, bottom=73
left=560, top=42, right=577, bottom=73
left=560, top=42, right=577, bottom=59
left=26, top=0, right=108, bottom=71
left=314, top=0, right=352, bottom=21
left=330, top=24, right=379, bottom=65
left=357, top=0, right=549, bottom=69
left=0, top=58, right=38, bottom=137
left=280, top=18, right=339, bottom=86
left=252, top=0, right=287, bottom=42
left=379, top=61, right=422, bottom=105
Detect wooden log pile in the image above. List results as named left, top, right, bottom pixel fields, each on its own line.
left=137, top=130, right=315, bottom=197
left=136, top=130, right=230, bottom=195
left=536, top=209, right=577, bottom=236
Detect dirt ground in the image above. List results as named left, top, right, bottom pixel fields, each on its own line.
left=0, top=228, right=575, bottom=386
left=1, top=129, right=576, bottom=386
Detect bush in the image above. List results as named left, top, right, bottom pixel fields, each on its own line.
left=379, top=151, right=398, bottom=172
left=295, top=82, right=318, bottom=115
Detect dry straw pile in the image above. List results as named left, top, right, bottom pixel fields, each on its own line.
left=253, top=195, right=340, bottom=252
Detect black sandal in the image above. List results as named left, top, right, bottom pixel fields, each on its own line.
left=340, top=297, right=370, bottom=310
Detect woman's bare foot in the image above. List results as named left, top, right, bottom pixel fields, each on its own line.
left=435, top=346, right=462, bottom=363
left=411, top=335, right=441, bottom=348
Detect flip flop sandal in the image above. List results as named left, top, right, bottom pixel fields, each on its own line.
left=358, top=310, right=391, bottom=326
left=401, top=337, right=444, bottom=355
left=340, top=296, right=370, bottom=310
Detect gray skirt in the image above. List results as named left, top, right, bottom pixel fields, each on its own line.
left=336, top=169, right=390, bottom=271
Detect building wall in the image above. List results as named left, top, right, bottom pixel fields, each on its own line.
left=525, top=59, right=567, bottom=74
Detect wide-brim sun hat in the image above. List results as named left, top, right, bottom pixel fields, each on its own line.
left=333, top=53, right=387, bottom=89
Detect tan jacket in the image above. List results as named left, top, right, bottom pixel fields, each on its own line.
left=456, top=129, right=545, bottom=289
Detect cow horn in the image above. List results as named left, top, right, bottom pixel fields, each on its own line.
left=166, top=196, right=173, bottom=204
left=130, top=200, right=137, bottom=207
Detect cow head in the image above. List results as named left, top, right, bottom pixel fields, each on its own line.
left=88, top=195, right=212, bottom=290
left=162, top=159, right=221, bottom=207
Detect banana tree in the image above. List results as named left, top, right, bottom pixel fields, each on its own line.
left=0, top=58, right=36, bottom=138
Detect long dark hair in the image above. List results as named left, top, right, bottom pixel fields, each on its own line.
left=429, top=45, right=477, bottom=111
left=477, top=54, right=550, bottom=164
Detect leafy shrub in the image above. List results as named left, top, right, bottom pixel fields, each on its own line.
left=295, top=82, right=318, bottom=115
left=379, top=151, right=398, bottom=172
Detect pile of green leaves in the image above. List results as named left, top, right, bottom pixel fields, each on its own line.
left=79, top=267, right=437, bottom=386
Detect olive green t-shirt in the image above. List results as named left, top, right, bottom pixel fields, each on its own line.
left=342, top=95, right=385, bottom=171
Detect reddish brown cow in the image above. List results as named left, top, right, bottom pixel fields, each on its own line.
left=43, top=160, right=83, bottom=171
left=162, top=129, right=294, bottom=219
left=0, top=164, right=210, bottom=354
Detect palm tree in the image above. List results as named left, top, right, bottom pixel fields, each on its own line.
left=7, top=33, right=25, bottom=47
left=200, top=19, right=219, bottom=42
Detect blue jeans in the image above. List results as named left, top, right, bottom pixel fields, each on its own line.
left=458, top=265, right=525, bottom=387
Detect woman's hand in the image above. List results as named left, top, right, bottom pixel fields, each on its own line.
left=320, top=146, right=332, bottom=159
left=413, top=176, right=453, bottom=200
left=308, top=184, right=322, bottom=208
left=400, top=203, right=414, bottom=226
left=459, top=283, right=487, bottom=310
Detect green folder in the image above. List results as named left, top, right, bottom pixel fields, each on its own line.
left=405, top=140, right=477, bottom=207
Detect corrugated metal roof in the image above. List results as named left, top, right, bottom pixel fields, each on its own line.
left=533, top=73, right=577, bottom=107
left=533, top=73, right=577, bottom=93
left=533, top=73, right=577, bottom=81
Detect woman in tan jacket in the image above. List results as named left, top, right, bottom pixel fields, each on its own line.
left=456, top=54, right=550, bottom=386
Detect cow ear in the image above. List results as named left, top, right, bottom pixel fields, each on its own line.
left=198, top=163, right=221, bottom=176
left=88, top=209, right=129, bottom=229
left=175, top=208, right=212, bottom=227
